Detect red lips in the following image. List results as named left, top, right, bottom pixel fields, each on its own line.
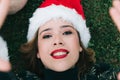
left=51, top=49, right=69, bottom=59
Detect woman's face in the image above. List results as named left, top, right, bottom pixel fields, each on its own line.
left=37, top=18, right=82, bottom=72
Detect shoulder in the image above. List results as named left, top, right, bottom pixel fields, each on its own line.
left=83, top=63, right=119, bottom=80
left=16, top=71, right=41, bottom=80
left=0, top=72, right=17, bottom=80
left=0, top=71, right=41, bottom=80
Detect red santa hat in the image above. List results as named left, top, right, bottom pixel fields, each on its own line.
left=0, top=36, right=9, bottom=61
left=27, top=0, right=91, bottom=47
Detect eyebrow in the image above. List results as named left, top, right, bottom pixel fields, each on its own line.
left=39, top=28, right=52, bottom=35
left=61, top=25, right=74, bottom=29
left=39, top=25, right=73, bottom=35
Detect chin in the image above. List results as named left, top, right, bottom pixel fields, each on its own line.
left=49, top=66, right=72, bottom=72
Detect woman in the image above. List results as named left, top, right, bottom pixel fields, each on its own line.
left=0, top=0, right=118, bottom=80
left=20, top=18, right=95, bottom=80
left=19, top=0, right=118, bottom=80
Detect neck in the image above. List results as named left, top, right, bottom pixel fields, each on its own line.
left=43, top=67, right=79, bottom=80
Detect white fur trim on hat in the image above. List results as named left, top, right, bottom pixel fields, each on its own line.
left=27, top=4, right=91, bottom=47
left=0, top=36, right=9, bottom=61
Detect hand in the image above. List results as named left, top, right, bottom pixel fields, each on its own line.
left=0, top=0, right=10, bottom=28
left=117, top=72, right=120, bottom=80
left=8, top=0, right=28, bottom=15
left=109, top=0, right=120, bottom=32
left=0, top=36, right=11, bottom=72
left=0, top=58, right=11, bottom=72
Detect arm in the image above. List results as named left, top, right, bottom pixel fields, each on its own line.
left=0, top=0, right=10, bottom=28
left=0, top=0, right=11, bottom=70
left=109, top=0, right=120, bottom=32
left=0, top=36, right=11, bottom=72
left=117, top=72, right=120, bottom=80
left=0, top=0, right=11, bottom=71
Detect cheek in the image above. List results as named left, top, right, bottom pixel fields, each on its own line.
left=75, top=36, right=80, bottom=48
left=69, top=36, right=80, bottom=49
left=37, top=43, right=47, bottom=60
left=38, top=41, right=46, bottom=54
left=37, top=39, right=52, bottom=56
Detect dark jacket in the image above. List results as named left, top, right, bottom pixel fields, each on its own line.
left=0, top=63, right=119, bottom=80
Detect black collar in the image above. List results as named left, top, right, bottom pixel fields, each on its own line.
left=43, top=67, right=78, bottom=80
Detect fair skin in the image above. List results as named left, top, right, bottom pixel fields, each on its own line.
left=1, top=0, right=119, bottom=73
left=0, top=0, right=28, bottom=72
left=0, top=0, right=9, bottom=28
left=106, top=0, right=120, bottom=75
left=0, top=0, right=28, bottom=27
left=0, top=0, right=11, bottom=72
left=8, top=0, right=28, bottom=14
left=0, top=0, right=27, bottom=72
left=0, top=58, right=11, bottom=72
left=109, top=0, right=120, bottom=32
left=117, top=72, right=120, bottom=80
left=37, top=19, right=82, bottom=72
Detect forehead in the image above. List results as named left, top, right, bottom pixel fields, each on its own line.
left=39, top=18, right=73, bottom=29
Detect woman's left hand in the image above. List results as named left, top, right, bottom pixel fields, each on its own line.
left=117, top=72, right=120, bottom=80
left=109, top=0, right=120, bottom=32
left=0, top=58, right=11, bottom=72
left=0, top=0, right=10, bottom=28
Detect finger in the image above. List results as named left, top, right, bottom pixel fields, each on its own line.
left=109, top=7, right=120, bottom=32
left=0, top=59, right=11, bottom=72
left=113, top=0, right=120, bottom=13
left=8, top=0, right=28, bottom=15
left=117, top=72, right=120, bottom=80
left=0, top=0, right=10, bottom=28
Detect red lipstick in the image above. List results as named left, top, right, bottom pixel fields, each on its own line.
left=51, top=49, right=69, bottom=59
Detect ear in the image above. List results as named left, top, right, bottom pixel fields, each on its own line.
left=79, top=47, right=82, bottom=52
left=37, top=53, right=40, bottom=59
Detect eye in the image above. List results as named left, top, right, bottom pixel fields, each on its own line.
left=43, top=35, right=52, bottom=39
left=63, top=31, right=72, bottom=35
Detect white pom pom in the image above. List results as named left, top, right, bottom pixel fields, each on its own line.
left=0, top=36, right=9, bottom=61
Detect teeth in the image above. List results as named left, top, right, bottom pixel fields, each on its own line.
left=53, top=52, right=66, bottom=56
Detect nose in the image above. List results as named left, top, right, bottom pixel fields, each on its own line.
left=54, top=42, right=63, bottom=45
left=53, top=36, right=64, bottom=46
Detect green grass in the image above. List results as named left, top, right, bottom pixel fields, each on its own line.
left=82, top=0, right=120, bottom=67
left=0, top=0, right=119, bottom=72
